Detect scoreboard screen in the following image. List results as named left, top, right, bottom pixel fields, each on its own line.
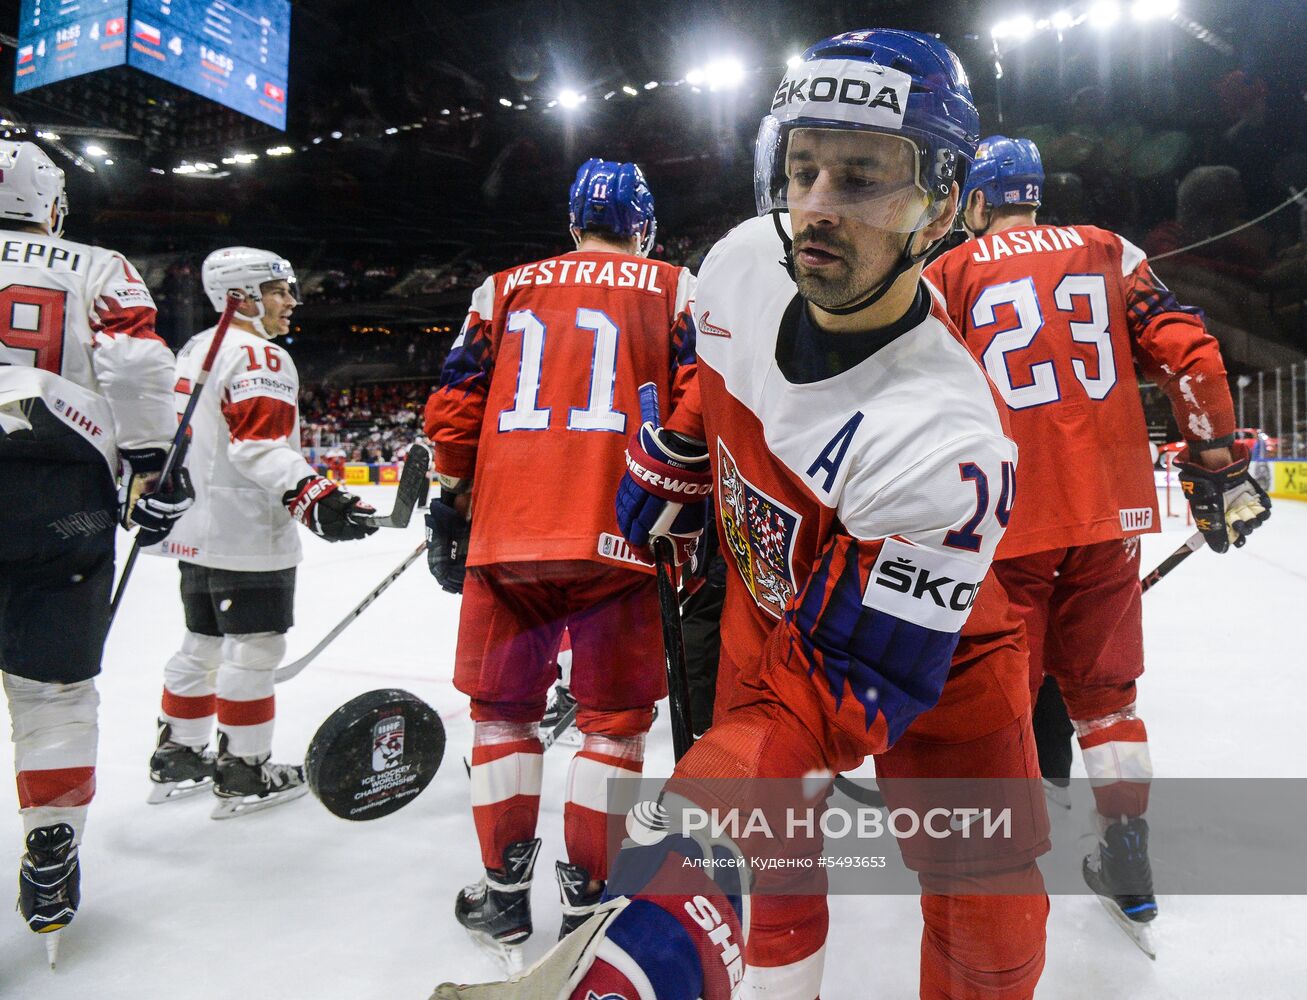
left=14, top=0, right=291, bottom=130
left=14, top=1, right=130, bottom=92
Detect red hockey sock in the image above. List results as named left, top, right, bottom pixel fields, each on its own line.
left=469, top=721, right=543, bottom=869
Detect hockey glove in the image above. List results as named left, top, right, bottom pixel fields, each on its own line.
left=616, top=422, right=712, bottom=565
left=425, top=492, right=471, bottom=594
left=118, top=447, right=166, bottom=529
left=283, top=475, right=378, bottom=542
left=131, top=466, right=196, bottom=547
left=1177, top=442, right=1272, bottom=553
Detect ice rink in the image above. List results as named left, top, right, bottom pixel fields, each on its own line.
left=2, top=488, right=1304, bottom=1000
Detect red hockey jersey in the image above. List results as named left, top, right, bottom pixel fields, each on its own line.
left=425, top=250, right=697, bottom=569
left=925, top=224, right=1235, bottom=559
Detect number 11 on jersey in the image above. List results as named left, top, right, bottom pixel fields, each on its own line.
left=498, top=307, right=626, bottom=434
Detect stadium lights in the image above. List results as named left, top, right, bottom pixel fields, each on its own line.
left=644, top=80, right=659, bottom=90
left=84, top=144, right=108, bottom=157
left=330, top=130, right=343, bottom=139
left=1051, top=9, right=1076, bottom=29
left=787, top=54, right=803, bottom=68
left=384, top=126, right=399, bottom=134
left=36, top=130, right=61, bottom=140
left=622, top=85, right=639, bottom=96
left=558, top=89, right=583, bottom=109
left=685, top=68, right=704, bottom=86
left=266, top=145, right=293, bottom=156
left=498, top=97, right=513, bottom=107
left=103, top=159, right=113, bottom=166
left=221, top=152, right=257, bottom=165
left=1089, top=1, right=1121, bottom=27
left=699, top=57, right=745, bottom=90
left=1132, top=0, right=1179, bottom=19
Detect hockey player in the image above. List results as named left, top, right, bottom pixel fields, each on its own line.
left=435, top=31, right=1048, bottom=1000
left=147, top=247, right=377, bottom=819
left=423, top=158, right=699, bottom=963
left=0, top=140, right=192, bottom=952
left=924, top=135, right=1269, bottom=952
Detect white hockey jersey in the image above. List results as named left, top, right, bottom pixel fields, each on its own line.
left=151, top=322, right=316, bottom=571
left=0, top=232, right=174, bottom=468
left=668, top=215, right=1024, bottom=759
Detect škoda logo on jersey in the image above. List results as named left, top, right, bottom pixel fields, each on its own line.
left=371, top=714, right=404, bottom=772
left=718, top=441, right=801, bottom=620
left=864, top=537, right=986, bottom=632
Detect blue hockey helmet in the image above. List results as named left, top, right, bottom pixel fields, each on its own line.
left=755, top=29, right=980, bottom=234
left=962, top=135, right=1044, bottom=210
left=568, top=158, right=657, bottom=256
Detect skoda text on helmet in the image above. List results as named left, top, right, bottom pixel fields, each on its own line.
left=0, top=140, right=69, bottom=237
left=201, top=246, right=298, bottom=321
left=568, top=158, right=658, bottom=257
left=961, top=135, right=1044, bottom=228
left=754, top=30, right=980, bottom=314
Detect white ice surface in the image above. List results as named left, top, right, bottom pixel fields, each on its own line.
left=2, top=488, right=1305, bottom=999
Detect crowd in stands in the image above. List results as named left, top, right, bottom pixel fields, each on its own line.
left=300, top=379, right=434, bottom=464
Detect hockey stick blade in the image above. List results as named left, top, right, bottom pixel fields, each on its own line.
left=365, top=442, right=431, bottom=529
left=275, top=540, right=427, bottom=682
left=1140, top=530, right=1205, bottom=594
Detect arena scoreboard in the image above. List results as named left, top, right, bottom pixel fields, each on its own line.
left=14, top=0, right=291, bottom=129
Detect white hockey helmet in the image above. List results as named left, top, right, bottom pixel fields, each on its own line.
left=201, top=246, right=297, bottom=319
left=0, top=140, right=68, bottom=237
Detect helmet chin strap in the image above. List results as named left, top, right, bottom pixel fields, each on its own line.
left=772, top=210, right=943, bottom=318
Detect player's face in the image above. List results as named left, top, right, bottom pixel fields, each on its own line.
left=259, top=280, right=298, bottom=336
left=785, top=129, right=931, bottom=310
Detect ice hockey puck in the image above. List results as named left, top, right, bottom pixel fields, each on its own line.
left=305, top=689, right=444, bottom=821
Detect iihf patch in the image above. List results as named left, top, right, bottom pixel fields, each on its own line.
left=306, top=689, right=444, bottom=821
left=718, top=440, right=800, bottom=619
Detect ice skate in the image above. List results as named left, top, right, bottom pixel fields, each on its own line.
left=454, top=838, right=540, bottom=975
left=1083, top=816, right=1158, bottom=958
left=555, top=860, right=604, bottom=940
left=432, top=897, right=628, bottom=1000
left=1042, top=777, right=1072, bottom=811
left=148, top=720, right=217, bottom=804
left=211, top=733, right=308, bottom=819
left=18, top=823, right=80, bottom=968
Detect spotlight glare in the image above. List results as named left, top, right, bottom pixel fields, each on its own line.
left=36, top=130, right=61, bottom=140
left=85, top=144, right=108, bottom=157
left=991, top=20, right=1011, bottom=39
left=622, top=85, right=639, bottom=96
left=558, top=88, right=582, bottom=109
left=703, top=56, right=745, bottom=90
left=787, top=54, right=802, bottom=68
left=1089, top=1, right=1121, bottom=26
left=330, top=130, right=343, bottom=139
left=498, top=97, right=513, bottom=107
left=266, top=145, right=293, bottom=156
left=1009, top=16, right=1036, bottom=39
left=644, top=80, right=659, bottom=90
left=103, top=159, right=113, bottom=166
left=685, top=68, right=704, bottom=86
left=1051, top=9, right=1075, bottom=29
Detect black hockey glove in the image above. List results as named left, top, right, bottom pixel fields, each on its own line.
left=283, top=475, right=378, bottom=542
left=119, top=446, right=197, bottom=545
left=1177, top=442, right=1271, bottom=553
left=425, top=493, right=470, bottom=594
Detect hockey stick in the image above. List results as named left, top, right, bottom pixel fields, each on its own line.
left=1140, top=530, right=1205, bottom=594
left=635, top=380, right=697, bottom=761
left=108, top=293, right=242, bottom=627
left=364, top=442, right=431, bottom=528
left=275, top=538, right=427, bottom=682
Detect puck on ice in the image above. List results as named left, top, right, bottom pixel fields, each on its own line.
left=305, top=689, right=445, bottom=820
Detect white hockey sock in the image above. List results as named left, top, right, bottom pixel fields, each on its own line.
left=161, top=630, right=222, bottom=746
left=5, top=674, right=98, bottom=844
left=216, top=632, right=284, bottom=759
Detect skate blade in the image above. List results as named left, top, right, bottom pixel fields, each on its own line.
left=147, top=777, right=213, bottom=804
left=464, top=928, right=526, bottom=978
left=42, top=928, right=61, bottom=969
left=1095, top=895, right=1157, bottom=959
left=210, top=782, right=309, bottom=820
